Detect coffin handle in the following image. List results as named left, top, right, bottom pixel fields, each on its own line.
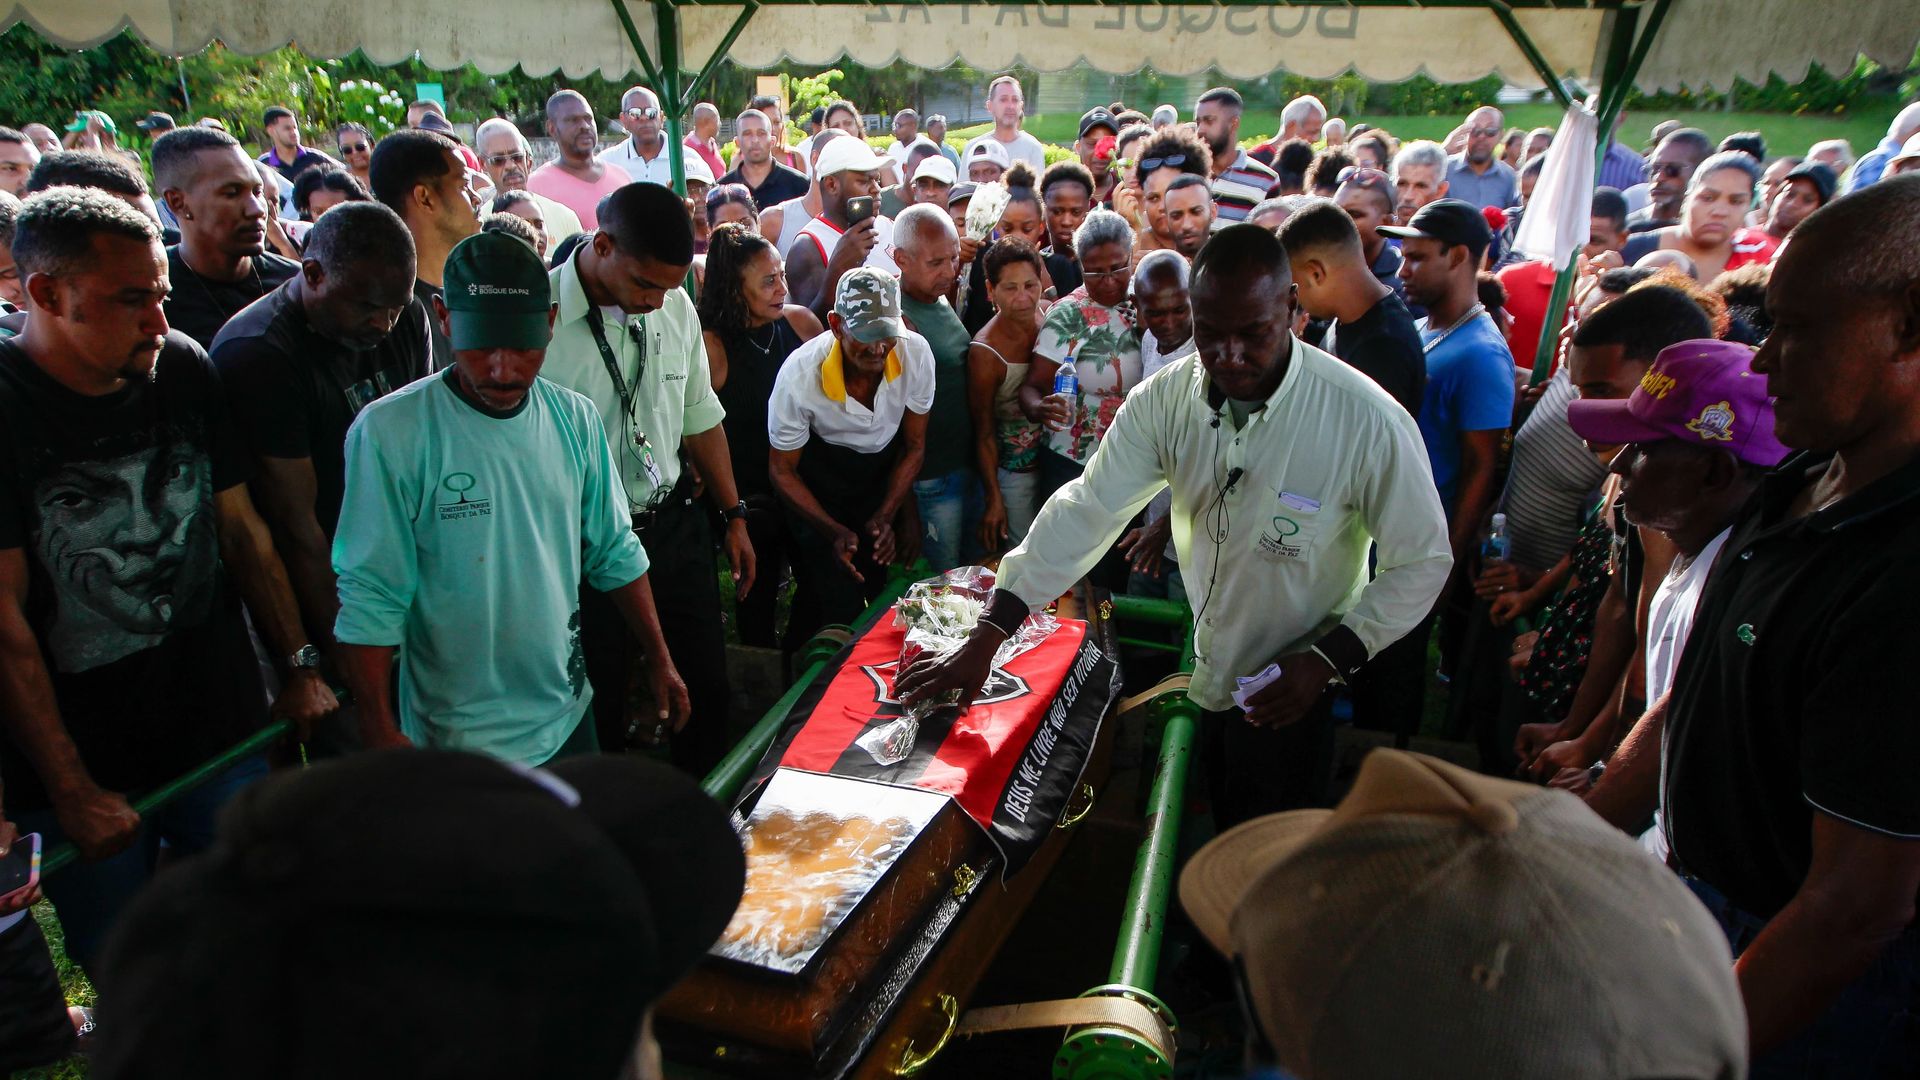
left=896, top=992, right=959, bottom=1076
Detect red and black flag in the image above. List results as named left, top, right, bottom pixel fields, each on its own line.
left=747, top=614, right=1120, bottom=875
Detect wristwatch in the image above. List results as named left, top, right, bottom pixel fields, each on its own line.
left=288, top=644, right=323, bottom=672
left=722, top=500, right=749, bottom=524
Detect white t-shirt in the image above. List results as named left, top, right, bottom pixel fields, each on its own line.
left=769, top=328, right=936, bottom=454
left=796, top=213, right=899, bottom=275
left=770, top=195, right=815, bottom=259
left=962, top=130, right=1049, bottom=173
left=1641, top=526, right=1732, bottom=861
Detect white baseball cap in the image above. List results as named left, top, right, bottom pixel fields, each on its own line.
left=967, top=139, right=1011, bottom=171
left=681, top=151, right=715, bottom=186
left=912, top=154, right=957, bottom=186
left=1887, top=131, right=1920, bottom=173
left=813, top=136, right=889, bottom=179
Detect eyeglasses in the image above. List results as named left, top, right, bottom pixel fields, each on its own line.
left=1655, top=161, right=1691, bottom=179
left=1138, top=153, right=1188, bottom=173
left=1469, top=127, right=1503, bottom=139
left=485, top=151, right=531, bottom=168
left=1083, top=265, right=1131, bottom=281
left=626, top=107, right=662, bottom=122
left=338, top=141, right=370, bottom=155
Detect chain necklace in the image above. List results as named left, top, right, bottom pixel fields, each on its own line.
left=1422, top=302, right=1488, bottom=354
left=179, top=254, right=265, bottom=324
left=740, top=322, right=779, bottom=355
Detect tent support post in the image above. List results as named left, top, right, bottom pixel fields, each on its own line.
left=1487, top=1, right=1576, bottom=111
left=1527, top=0, right=1669, bottom=384
left=609, top=0, right=662, bottom=89
left=654, top=0, right=687, bottom=196
left=682, top=2, right=760, bottom=113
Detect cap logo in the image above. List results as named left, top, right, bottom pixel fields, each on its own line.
left=467, top=283, right=531, bottom=297
left=1686, top=400, right=1735, bottom=442
left=1640, top=370, right=1678, bottom=399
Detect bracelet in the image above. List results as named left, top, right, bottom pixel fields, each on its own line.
left=1586, top=760, right=1607, bottom=786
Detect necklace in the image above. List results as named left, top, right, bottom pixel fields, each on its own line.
left=181, top=255, right=265, bottom=323
left=1422, top=302, right=1488, bottom=354
left=741, top=323, right=779, bottom=355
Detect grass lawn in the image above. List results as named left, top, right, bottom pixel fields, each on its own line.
left=955, top=99, right=1900, bottom=161
left=13, top=903, right=91, bottom=1079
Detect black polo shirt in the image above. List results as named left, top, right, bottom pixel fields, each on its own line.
left=1664, top=450, right=1920, bottom=919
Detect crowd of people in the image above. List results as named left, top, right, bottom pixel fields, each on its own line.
left=0, top=74, right=1918, bottom=1078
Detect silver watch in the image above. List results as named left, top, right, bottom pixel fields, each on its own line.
left=288, top=644, right=323, bottom=671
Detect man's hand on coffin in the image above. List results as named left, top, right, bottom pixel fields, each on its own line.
left=896, top=632, right=997, bottom=711
left=1240, top=651, right=1335, bottom=729
left=865, top=512, right=896, bottom=567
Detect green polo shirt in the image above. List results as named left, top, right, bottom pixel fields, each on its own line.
left=541, top=251, right=726, bottom=511
left=900, top=292, right=973, bottom=480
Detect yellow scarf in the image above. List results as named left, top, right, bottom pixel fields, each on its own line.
left=819, top=340, right=902, bottom=403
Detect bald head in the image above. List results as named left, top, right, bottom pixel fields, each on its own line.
left=1134, top=248, right=1189, bottom=293
left=1465, top=106, right=1504, bottom=166
left=1890, top=101, right=1920, bottom=143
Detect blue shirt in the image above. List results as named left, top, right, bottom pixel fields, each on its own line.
left=1848, top=134, right=1904, bottom=192
left=1597, top=140, right=1649, bottom=193
left=1416, top=313, right=1515, bottom=514
left=1444, top=155, right=1518, bottom=212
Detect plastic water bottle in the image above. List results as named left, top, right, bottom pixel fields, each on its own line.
left=1052, top=359, right=1079, bottom=400
left=1483, top=512, right=1511, bottom=564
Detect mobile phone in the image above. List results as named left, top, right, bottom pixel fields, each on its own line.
left=846, top=195, right=875, bottom=225
left=0, top=833, right=41, bottom=909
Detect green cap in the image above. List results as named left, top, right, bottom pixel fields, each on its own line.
left=65, top=110, right=117, bottom=135
left=441, top=232, right=553, bottom=352
left=834, top=266, right=904, bottom=344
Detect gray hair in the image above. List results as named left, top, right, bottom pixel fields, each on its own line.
left=892, top=202, right=955, bottom=252
left=1391, top=140, right=1447, bottom=184
left=1280, top=95, right=1327, bottom=127
left=1807, top=138, right=1855, bottom=168
left=1074, top=208, right=1134, bottom=257
left=1151, top=104, right=1178, bottom=126
left=1689, top=150, right=1761, bottom=194
left=474, top=117, right=530, bottom=155
left=12, top=186, right=159, bottom=279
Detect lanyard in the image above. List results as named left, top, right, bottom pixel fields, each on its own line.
left=585, top=307, right=666, bottom=504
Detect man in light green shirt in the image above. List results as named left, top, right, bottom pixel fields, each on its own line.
left=538, top=182, right=751, bottom=769
left=333, top=231, right=688, bottom=767
left=900, top=224, right=1451, bottom=826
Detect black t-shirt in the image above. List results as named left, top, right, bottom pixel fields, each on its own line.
left=210, top=282, right=433, bottom=536
left=1045, top=249, right=1083, bottom=300
left=720, top=162, right=810, bottom=210
left=1330, top=291, right=1426, bottom=418
left=0, top=334, right=265, bottom=811
left=163, top=247, right=301, bottom=351
left=260, top=148, right=337, bottom=183
left=415, top=280, right=452, bottom=372
left=1665, top=451, right=1920, bottom=919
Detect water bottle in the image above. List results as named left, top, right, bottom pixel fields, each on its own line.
left=1050, top=359, right=1078, bottom=431
left=1052, top=359, right=1079, bottom=400
left=1483, top=512, right=1511, bottom=564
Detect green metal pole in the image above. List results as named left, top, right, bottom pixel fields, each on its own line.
left=43, top=720, right=292, bottom=877
left=1486, top=1, right=1576, bottom=111
left=1528, top=2, right=1651, bottom=386
left=654, top=0, right=687, bottom=198
left=609, top=0, right=662, bottom=90
left=700, top=577, right=911, bottom=803
left=1107, top=688, right=1198, bottom=990
left=680, top=1, right=760, bottom=113
left=1106, top=594, right=1191, bottom=629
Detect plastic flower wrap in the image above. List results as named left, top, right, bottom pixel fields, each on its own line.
left=856, top=566, right=1059, bottom=765
left=962, top=183, right=1010, bottom=242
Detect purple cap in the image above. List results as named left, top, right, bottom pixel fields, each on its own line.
left=1567, top=338, right=1789, bottom=467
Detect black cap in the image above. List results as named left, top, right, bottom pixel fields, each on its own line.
left=948, top=181, right=978, bottom=207
left=134, top=111, right=175, bottom=132
left=91, top=750, right=745, bottom=1080
left=1378, top=198, right=1495, bottom=257
left=1079, top=107, right=1118, bottom=140
left=1783, top=161, right=1837, bottom=205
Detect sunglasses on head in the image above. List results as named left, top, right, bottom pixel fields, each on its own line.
left=1337, top=166, right=1389, bottom=186
left=1138, top=153, right=1188, bottom=173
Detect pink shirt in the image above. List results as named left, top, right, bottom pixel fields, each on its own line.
left=684, top=134, right=726, bottom=180
left=526, top=162, right=628, bottom=231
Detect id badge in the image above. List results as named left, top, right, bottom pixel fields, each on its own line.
left=635, top=431, right=664, bottom=491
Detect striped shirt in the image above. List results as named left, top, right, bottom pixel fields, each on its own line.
left=1499, top=366, right=1608, bottom=572
left=1211, top=149, right=1279, bottom=224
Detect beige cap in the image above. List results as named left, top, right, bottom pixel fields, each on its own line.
left=1179, top=749, right=1747, bottom=1080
